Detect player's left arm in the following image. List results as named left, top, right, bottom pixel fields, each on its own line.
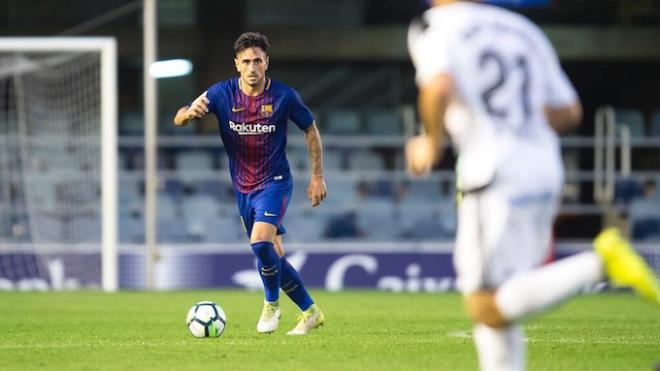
left=304, top=122, right=327, bottom=207
left=406, top=73, right=452, bottom=177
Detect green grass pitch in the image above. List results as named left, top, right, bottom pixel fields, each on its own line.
left=1, top=291, right=659, bottom=370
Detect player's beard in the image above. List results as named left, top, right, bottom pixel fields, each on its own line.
left=243, top=74, right=263, bottom=87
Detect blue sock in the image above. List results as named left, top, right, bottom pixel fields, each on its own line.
left=280, top=257, right=313, bottom=311
left=251, top=241, right=281, bottom=302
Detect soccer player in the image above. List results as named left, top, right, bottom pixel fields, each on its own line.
left=406, top=1, right=660, bottom=370
left=174, top=32, right=326, bottom=335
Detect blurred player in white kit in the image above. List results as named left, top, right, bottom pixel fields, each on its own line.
left=406, top=1, right=660, bottom=370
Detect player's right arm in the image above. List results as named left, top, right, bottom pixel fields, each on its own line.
left=406, top=19, right=452, bottom=177
left=406, top=73, right=452, bottom=177
left=545, top=101, right=582, bottom=134
left=173, top=91, right=209, bottom=126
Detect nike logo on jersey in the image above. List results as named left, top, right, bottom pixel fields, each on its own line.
left=264, top=211, right=277, bottom=217
left=232, top=106, right=245, bottom=112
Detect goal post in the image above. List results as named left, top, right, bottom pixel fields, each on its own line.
left=0, top=37, right=118, bottom=292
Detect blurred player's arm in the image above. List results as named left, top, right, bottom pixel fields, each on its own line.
left=304, top=122, right=327, bottom=207
left=174, top=91, right=209, bottom=126
left=406, top=73, right=452, bottom=176
left=545, top=100, right=582, bottom=134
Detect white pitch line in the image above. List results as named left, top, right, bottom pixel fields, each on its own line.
left=447, top=330, right=472, bottom=339
left=0, top=342, right=162, bottom=350
left=447, top=329, right=532, bottom=342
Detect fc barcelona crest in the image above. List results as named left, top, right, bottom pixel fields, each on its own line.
left=260, top=104, right=273, bottom=117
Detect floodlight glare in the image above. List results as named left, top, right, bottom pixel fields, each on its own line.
left=149, top=59, right=193, bottom=78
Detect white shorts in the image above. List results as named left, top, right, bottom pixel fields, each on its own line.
left=453, top=161, right=563, bottom=295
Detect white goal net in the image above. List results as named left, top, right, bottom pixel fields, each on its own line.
left=0, top=38, right=117, bottom=291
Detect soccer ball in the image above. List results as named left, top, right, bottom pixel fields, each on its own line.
left=186, top=301, right=227, bottom=338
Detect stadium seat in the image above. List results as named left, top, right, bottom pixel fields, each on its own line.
left=175, top=150, right=214, bottom=171
left=632, top=218, right=660, bottom=240
left=613, top=177, right=644, bottom=205
left=156, top=194, right=178, bottom=218
left=615, top=108, right=645, bottom=138
left=118, top=111, right=144, bottom=136
left=356, top=200, right=398, bottom=240
left=393, top=152, right=406, bottom=171
left=195, top=179, right=233, bottom=201
left=118, top=151, right=130, bottom=170
left=119, top=214, right=144, bottom=243
left=400, top=180, right=443, bottom=202
left=346, top=150, right=384, bottom=171
left=397, top=198, right=437, bottom=220
left=59, top=179, right=97, bottom=205
left=396, top=197, right=456, bottom=240
left=181, top=194, right=218, bottom=240
left=163, top=179, right=184, bottom=200
left=132, top=151, right=170, bottom=170
left=436, top=201, right=458, bottom=237
left=69, top=215, right=101, bottom=243
left=370, top=179, right=397, bottom=198
left=157, top=215, right=190, bottom=242
left=650, top=110, right=660, bottom=137
left=630, top=199, right=660, bottom=240
left=167, top=117, right=195, bottom=135
left=325, top=110, right=362, bottom=135
left=323, top=209, right=364, bottom=239
left=284, top=209, right=326, bottom=242
left=30, top=177, right=59, bottom=213
left=119, top=150, right=138, bottom=170
left=323, top=149, right=345, bottom=171
left=628, top=179, right=660, bottom=240
left=204, top=214, right=245, bottom=242
left=365, top=109, right=402, bottom=136
left=291, top=180, right=310, bottom=205
left=286, top=146, right=309, bottom=171
left=324, top=179, right=358, bottom=205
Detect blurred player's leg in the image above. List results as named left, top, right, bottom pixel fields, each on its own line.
left=595, top=228, right=660, bottom=303
left=496, top=229, right=660, bottom=322
left=495, top=252, right=603, bottom=322
left=473, top=324, right=525, bottom=371
left=456, top=170, right=568, bottom=366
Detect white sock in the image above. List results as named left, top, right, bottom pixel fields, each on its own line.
left=474, top=323, right=525, bottom=371
left=496, top=252, right=604, bottom=322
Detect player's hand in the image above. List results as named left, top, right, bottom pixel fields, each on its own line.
left=405, top=135, right=436, bottom=177
left=185, top=91, right=209, bottom=120
left=307, top=175, right=327, bottom=207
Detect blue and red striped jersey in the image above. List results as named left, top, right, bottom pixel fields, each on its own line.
left=206, top=77, right=314, bottom=193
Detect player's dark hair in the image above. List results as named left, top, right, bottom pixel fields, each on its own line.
left=234, top=32, right=270, bottom=56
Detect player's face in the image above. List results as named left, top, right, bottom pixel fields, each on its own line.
left=234, top=47, right=269, bottom=87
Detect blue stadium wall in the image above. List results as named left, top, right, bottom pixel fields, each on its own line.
left=0, top=242, right=634, bottom=292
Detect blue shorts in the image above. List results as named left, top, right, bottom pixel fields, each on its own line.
left=235, top=181, right=292, bottom=238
